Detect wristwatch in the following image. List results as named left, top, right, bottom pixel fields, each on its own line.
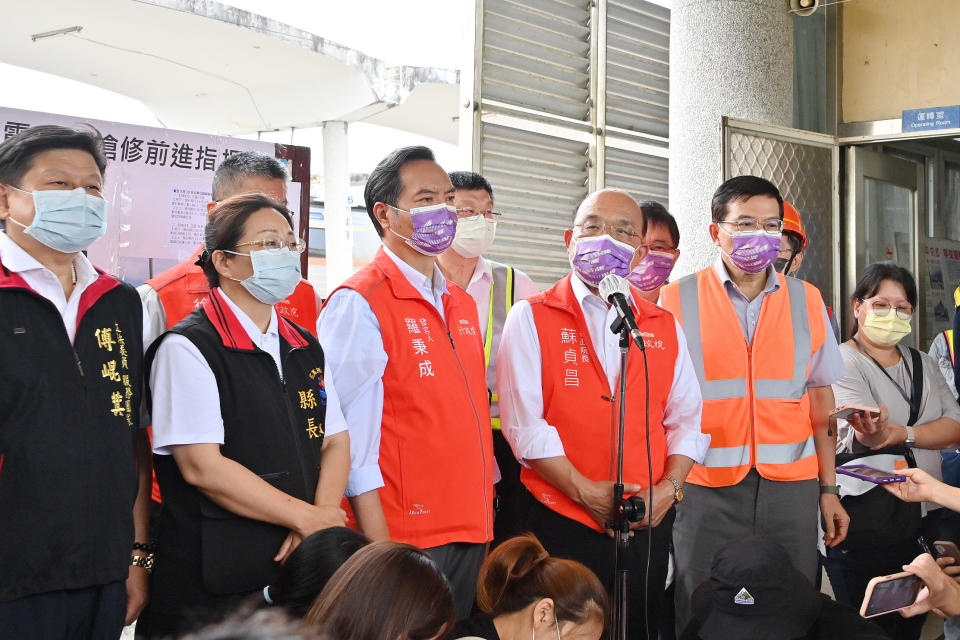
left=904, top=426, right=916, bottom=448
left=819, top=485, right=840, bottom=496
left=666, top=475, right=684, bottom=503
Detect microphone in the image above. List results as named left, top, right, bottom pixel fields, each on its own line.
left=598, top=274, right=645, bottom=350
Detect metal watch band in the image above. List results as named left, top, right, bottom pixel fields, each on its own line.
left=819, top=485, right=840, bottom=495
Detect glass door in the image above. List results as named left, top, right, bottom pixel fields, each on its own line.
left=846, top=147, right=923, bottom=345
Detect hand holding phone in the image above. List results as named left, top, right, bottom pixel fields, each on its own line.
left=829, top=404, right=881, bottom=421
left=860, top=571, right=923, bottom=618
left=934, top=541, right=960, bottom=565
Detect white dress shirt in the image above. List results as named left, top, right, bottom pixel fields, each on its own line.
left=466, top=256, right=539, bottom=343
left=497, top=273, right=709, bottom=466
left=150, top=287, right=347, bottom=454
left=317, top=246, right=453, bottom=497
left=0, top=232, right=150, bottom=345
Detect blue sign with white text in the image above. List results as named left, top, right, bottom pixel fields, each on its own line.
left=902, top=106, right=960, bottom=132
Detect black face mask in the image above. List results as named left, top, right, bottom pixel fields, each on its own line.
left=775, top=252, right=797, bottom=275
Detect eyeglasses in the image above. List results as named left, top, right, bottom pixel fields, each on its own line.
left=860, top=299, right=913, bottom=321
left=456, top=207, right=502, bottom=220
left=718, top=218, right=784, bottom=233
left=642, top=241, right=678, bottom=255
left=234, top=238, right=307, bottom=254
left=574, top=221, right=642, bottom=244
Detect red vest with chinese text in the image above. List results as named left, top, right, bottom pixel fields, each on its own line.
left=523, top=275, right=676, bottom=532
left=327, top=247, right=495, bottom=548
left=659, top=269, right=826, bottom=487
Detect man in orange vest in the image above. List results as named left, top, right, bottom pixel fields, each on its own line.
left=317, top=146, right=495, bottom=619
left=776, top=200, right=841, bottom=342
left=659, top=175, right=850, bottom=631
left=138, top=151, right=321, bottom=504
left=498, top=189, right=709, bottom=638
left=436, top=170, right=539, bottom=547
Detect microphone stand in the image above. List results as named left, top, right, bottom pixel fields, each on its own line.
left=610, top=315, right=632, bottom=640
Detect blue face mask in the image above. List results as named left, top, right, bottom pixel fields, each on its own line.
left=223, top=247, right=302, bottom=305
left=5, top=185, right=108, bottom=253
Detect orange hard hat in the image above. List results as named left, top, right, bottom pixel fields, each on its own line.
left=782, top=201, right=808, bottom=250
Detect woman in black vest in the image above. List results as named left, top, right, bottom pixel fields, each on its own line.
left=138, top=193, right=350, bottom=638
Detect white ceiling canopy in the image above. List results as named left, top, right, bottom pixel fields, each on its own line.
left=0, top=0, right=459, bottom=142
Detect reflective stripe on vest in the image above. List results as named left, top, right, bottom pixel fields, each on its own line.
left=677, top=274, right=811, bottom=402
left=487, top=262, right=515, bottom=430
left=662, top=269, right=824, bottom=486
left=946, top=330, right=955, bottom=367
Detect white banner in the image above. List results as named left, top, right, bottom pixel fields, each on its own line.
left=0, top=106, right=291, bottom=283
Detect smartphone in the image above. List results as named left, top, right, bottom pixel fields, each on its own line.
left=934, top=540, right=960, bottom=564
left=860, top=572, right=923, bottom=618
left=837, top=464, right=907, bottom=484
left=830, top=404, right=881, bottom=421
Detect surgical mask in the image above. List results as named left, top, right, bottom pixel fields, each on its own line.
left=389, top=203, right=458, bottom=256
left=627, top=250, right=675, bottom=292
left=4, top=185, right=107, bottom=253
left=224, top=247, right=301, bottom=305
left=570, top=234, right=635, bottom=287
left=721, top=228, right=780, bottom=274
left=860, top=310, right=912, bottom=347
left=451, top=214, right=497, bottom=258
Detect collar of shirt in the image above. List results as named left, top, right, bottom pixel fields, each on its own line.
left=468, top=255, right=491, bottom=289
left=0, top=231, right=98, bottom=299
left=713, top=254, right=780, bottom=300
left=382, top=244, right=449, bottom=307
left=216, top=286, right=279, bottom=344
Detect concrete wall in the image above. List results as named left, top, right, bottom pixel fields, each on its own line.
left=842, top=0, right=960, bottom=122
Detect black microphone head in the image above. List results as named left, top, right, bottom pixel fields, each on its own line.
left=599, top=273, right=631, bottom=302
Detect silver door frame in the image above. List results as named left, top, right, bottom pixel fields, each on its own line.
left=845, top=146, right=924, bottom=347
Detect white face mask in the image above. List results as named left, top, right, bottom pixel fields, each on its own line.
left=451, top=214, right=497, bottom=258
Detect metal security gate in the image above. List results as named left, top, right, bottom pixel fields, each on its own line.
left=722, top=117, right=840, bottom=317
left=461, top=0, right=672, bottom=288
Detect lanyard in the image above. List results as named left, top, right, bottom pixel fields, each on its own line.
left=852, top=337, right=922, bottom=425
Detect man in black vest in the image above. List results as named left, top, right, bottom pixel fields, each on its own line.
left=0, top=126, right=152, bottom=638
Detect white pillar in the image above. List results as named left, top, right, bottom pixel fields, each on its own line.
left=322, top=120, right=353, bottom=295
left=670, top=0, right=794, bottom=277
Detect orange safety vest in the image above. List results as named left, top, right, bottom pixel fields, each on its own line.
left=523, top=275, right=676, bottom=531
left=327, top=247, right=495, bottom=548
left=144, top=246, right=320, bottom=502
left=946, top=330, right=956, bottom=366
left=659, top=269, right=826, bottom=487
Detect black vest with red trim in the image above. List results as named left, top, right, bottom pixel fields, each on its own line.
left=144, top=289, right=326, bottom=609
left=0, top=258, right=143, bottom=602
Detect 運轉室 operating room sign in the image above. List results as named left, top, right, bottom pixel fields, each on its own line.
left=902, top=106, right=960, bottom=132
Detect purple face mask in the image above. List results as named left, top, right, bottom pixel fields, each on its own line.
left=724, top=230, right=781, bottom=274
left=390, top=203, right=458, bottom=256
left=627, top=251, right=676, bottom=292
left=570, top=234, right=635, bottom=287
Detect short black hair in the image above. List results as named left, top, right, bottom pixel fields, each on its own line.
left=852, top=261, right=918, bottom=309
left=201, top=193, right=292, bottom=287
left=212, top=151, right=288, bottom=201
left=449, top=171, right=493, bottom=200
left=267, top=527, right=369, bottom=618
left=638, top=200, right=679, bottom=247
left=850, top=261, right=917, bottom=340
left=363, top=145, right=436, bottom=237
left=711, top=175, right=784, bottom=224
left=0, top=125, right=107, bottom=188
